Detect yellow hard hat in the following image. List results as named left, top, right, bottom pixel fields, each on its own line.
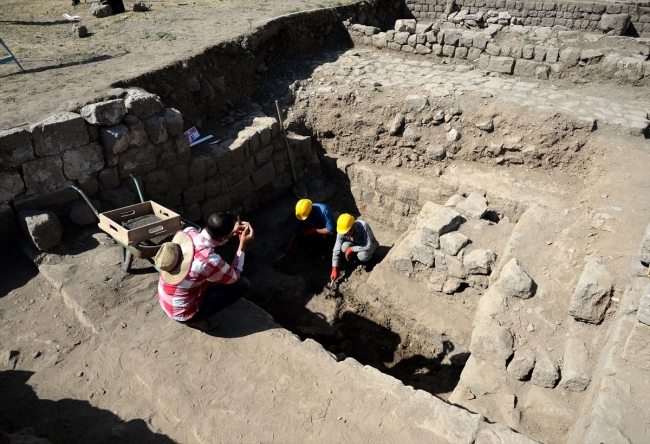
left=295, top=199, right=313, bottom=221
left=337, top=213, right=355, bottom=234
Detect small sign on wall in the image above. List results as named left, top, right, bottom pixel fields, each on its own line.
left=183, top=126, right=200, bottom=143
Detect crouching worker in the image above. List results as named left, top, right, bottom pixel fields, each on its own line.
left=330, top=214, right=379, bottom=280
left=155, top=211, right=254, bottom=332
left=285, top=199, right=335, bottom=263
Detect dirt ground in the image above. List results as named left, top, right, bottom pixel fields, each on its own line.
left=0, top=0, right=355, bottom=130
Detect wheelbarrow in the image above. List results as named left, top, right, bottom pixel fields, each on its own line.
left=70, top=174, right=199, bottom=273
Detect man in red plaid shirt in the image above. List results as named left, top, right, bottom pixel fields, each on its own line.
left=155, top=211, right=254, bottom=332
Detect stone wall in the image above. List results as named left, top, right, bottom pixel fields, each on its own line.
left=333, top=156, right=530, bottom=232
left=403, top=0, right=650, bottom=35
left=347, top=22, right=650, bottom=84
left=0, top=90, right=318, bottom=248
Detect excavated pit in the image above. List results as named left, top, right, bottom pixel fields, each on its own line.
left=4, top=4, right=649, bottom=442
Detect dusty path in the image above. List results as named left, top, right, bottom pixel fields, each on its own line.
left=0, top=0, right=354, bottom=129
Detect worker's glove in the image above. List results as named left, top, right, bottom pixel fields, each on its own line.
left=330, top=267, right=338, bottom=280
left=304, top=228, right=318, bottom=236
left=345, top=247, right=354, bottom=261
left=285, top=242, right=293, bottom=252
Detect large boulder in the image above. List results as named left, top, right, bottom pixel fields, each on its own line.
left=81, top=99, right=126, bottom=126
left=440, top=231, right=469, bottom=256
left=70, top=199, right=101, bottom=225
left=62, top=143, right=105, bottom=181
left=568, top=261, right=612, bottom=323
left=19, top=210, right=63, bottom=250
left=394, top=19, right=416, bottom=33
left=599, top=14, right=630, bottom=36
left=0, top=170, right=25, bottom=203
left=495, top=258, right=536, bottom=299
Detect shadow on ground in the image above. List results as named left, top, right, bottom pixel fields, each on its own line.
left=0, top=370, right=176, bottom=443
left=0, top=246, right=38, bottom=299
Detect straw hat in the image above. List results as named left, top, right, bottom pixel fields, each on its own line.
left=155, top=231, right=194, bottom=285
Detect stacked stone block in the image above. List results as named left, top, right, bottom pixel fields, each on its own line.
left=0, top=89, right=319, bottom=245
left=403, top=0, right=650, bottom=35
left=346, top=20, right=650, bottom=83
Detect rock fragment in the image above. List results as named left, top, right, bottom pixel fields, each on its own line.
left=440, top=232, right=469, bottom=256
left=456, top=191, right=487, bottom=219
left=495, top=258, right=536, bottom=299
left=637, top=284, right=650, bottom=325
left=464, top=249, right=496, bottom=275
left=18, top=210, right=63, bottom=251
left=568, top=261, right=613, bottom=323
left=507, top=348, right=535, bottom=380
left=559, top=339, right=591, bottom=392
left=475, top=118, right=494, bottom=132
left=422, top=208, right=464, bottom=248
left=531, top=355, right=559, bottom=388
left=389, top=113, right=405, bottom=136
left=81, top=99, right=126, bottom=126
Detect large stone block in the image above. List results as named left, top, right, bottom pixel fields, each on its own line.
left=495, top=258, right=536, bottom=298
left=251, top=162, right=276, bottom=190
left=559, top=339, right=591, bottom=391
left=0, top=169, right=25, bottom=202
left=600, top=13, right=630, bottom=35
left=143, top=115, right=168, bottom=145
left=513, top=59, right=539, bottom=77
left=469, top=322, right=514, bottom=368
left=251, top=116, right=280, bottom=138
left=396, top=180, right=419, bottom=204
left=0, top=127, right=34, bottom=169
left=229, top=176, right=253, bottom=202
left=124, top=91, right=163, bottom=120
left=162, top=108, right=183, bottom=138
left=395, top=19, right=416, bottom=33
left=463, top=249, right=496, bottom=275
left=80, top=99, right=126, bottom=126
left=507, top=348, right=535, bottom=380
left=559, top=47, right=581, bottom=67
left=254, top=145, right=273, bottom=166
left=487, top=56, right=515, bottom=74
left=18, top=210, right=63, bottom=250
left=30, top=112, right=89, bottom=157
left=568, top=261, right=612, bottom=323
left=123, top=117, right=148, bottom=148
left=390, top=232, right=414, bottom=274
left=409, top=231, right=436, bottom=267
left=422, top=208, right=464, bottom=248
left=154, top=140, right=177, bottom=169
left=118, top=144, right=157, bottom=178
left=22, top=156, right=71, bottom=195
left=100, top=124, right=131, bottom=154
left=62, top=142, right=104, bottom=181
left=440, top=231, right=469, bottom=256
left=455, top=191, right=488, bottom=219
left=182, top=182, right=205, bottom=205
left=145, top=170, right=170, bottom=196
left=238, top=127, right=261, bottom=153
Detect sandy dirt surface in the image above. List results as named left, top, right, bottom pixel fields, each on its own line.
left=0, top=0, right=355, bottom=129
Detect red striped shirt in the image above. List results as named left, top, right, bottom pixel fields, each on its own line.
left=158, top=227, right=244, bottom=321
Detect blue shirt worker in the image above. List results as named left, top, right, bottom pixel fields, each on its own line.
left=286, top=199, right=335, bottom=260
left=330, top=214, right=379, bottom=280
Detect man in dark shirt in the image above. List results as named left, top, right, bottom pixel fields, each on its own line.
left=285, top=199, right=335, bottom=262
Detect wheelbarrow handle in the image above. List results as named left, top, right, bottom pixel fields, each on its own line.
left=129, top=173, right=146, bottom=203
left=69, top=185, right=99, bottom=218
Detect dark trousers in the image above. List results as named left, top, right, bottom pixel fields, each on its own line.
left=179, top=277, right=250, bottom=324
